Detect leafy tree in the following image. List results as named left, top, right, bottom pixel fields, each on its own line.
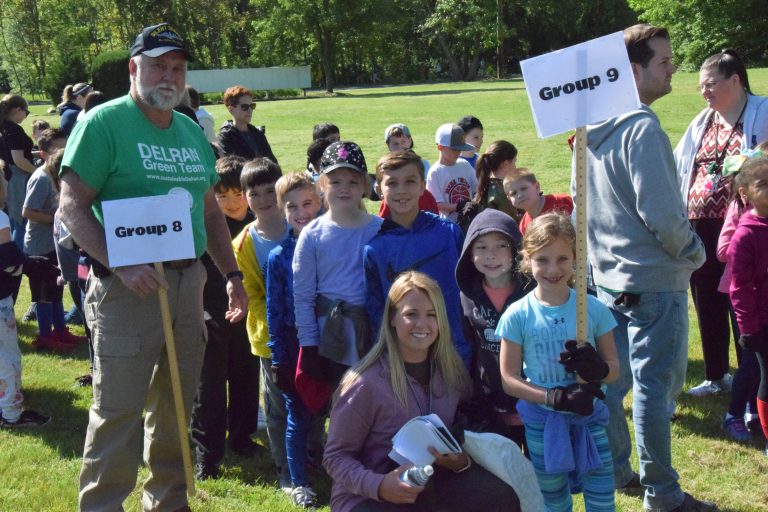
left=91, top=50, right=130, bottom=100
left=629, top=0, right=768, bottom=70
left=42, top=52, right=88, bottom=104
left=420, top=0, right=498, bottom=81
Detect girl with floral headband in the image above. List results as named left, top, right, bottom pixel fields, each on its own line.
left=717, top=142, right=768, bottom=444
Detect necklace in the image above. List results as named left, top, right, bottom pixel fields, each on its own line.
left=706, top=100, right=747, bottom=192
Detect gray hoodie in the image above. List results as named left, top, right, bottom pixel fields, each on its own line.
left=585, top=106, right=704, bottom=293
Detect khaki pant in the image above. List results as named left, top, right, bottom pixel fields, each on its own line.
left=79, top=262, right=206, bottom=512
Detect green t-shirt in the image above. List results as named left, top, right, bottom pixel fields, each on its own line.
left=62, top=95, right=218, bottom=257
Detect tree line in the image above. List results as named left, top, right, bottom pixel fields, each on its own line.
left=1, top=0, right=766, bottom=102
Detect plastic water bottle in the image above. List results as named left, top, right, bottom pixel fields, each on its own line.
left=399, top=464, right=434, bottom=487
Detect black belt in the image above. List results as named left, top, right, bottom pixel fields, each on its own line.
left=91, top=258, right=198, bottom=278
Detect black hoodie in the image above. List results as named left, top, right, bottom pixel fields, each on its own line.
left=455, top=209, right=530, bottom=418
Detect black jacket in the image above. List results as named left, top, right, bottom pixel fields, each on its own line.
left=455, top=209, right=529, bottom=417
left=217, top=121, right=277, bottom=162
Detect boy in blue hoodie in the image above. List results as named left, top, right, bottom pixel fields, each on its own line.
left=364, top=150, right=470, bottom=366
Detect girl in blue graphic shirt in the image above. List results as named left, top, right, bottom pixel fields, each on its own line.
left=497, top=213, right=619, bottom=512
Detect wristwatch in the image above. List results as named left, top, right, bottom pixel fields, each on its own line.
left=225, top=270, right=244, bottom=281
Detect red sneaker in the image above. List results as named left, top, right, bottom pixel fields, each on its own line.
left=32, top=333, right=76, bottom=352
left=56, top=328, right=87, bottom=345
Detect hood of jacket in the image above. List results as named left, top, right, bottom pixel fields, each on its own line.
left=456, top=208, right=521, bottom=292
left=587, top=105, right=655, bottom=152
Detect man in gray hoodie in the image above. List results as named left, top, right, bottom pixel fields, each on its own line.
left=584, top=24, right=711, bottom=512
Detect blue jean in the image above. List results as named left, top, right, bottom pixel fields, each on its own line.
left=597, top=289, right=687, bottom=512
left=284, top=390, right=313, bottom=486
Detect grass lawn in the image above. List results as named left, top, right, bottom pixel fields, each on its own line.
left=6, top=71, right=768, bottom=511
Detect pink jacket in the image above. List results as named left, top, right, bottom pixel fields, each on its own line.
left=729, top=210, right=768, bottom=334
left=717, top=201, right=745, bottom=293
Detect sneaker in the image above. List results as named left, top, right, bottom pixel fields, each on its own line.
left=75, top=374, right=93, bottom=387
left=0, top=409, right=51, bottom=427
left=65, top=306, right=84, bottom=326
left=723, top=416, right=752, bottom=442
left=56, top=328, right=87, bottom=345
left=687, top=375, right=732, bottom=397
left=32, top=333, right=76, bottom=353
left=746, top=415, right=763, bottom=436
left=669, top=492, right=719, bottom=512
left=194, top=461, right=219, bottom=480
left=290, top=485, right=317, bottom=509
left=616, top=471, right=643, bottom=496
left=278, top=468, right=293, bottom=495
left=22, top=303, right=37, bottom=322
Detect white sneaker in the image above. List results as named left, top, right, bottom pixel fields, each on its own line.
left=278, top=468, right=293, bottom=495
left=687, top=374, right=732, bottom=397
left=290, top=485, right=317, bottom=508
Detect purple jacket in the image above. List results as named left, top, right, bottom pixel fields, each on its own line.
left=729, top=210, right=768, bottom=334
left=323, top=356, right=460, bottom=512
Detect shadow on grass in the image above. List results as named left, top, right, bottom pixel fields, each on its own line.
left=7, top=385, right=89, bottom=458
left=218, top=431, right=332, bottom=506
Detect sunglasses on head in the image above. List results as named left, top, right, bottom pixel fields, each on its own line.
left=238, top=102, right=256, bottom=111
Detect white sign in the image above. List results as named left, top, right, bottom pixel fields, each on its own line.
left=102, top=194, right=195, bottom=267
left=520, top=31, right=640, bottom=138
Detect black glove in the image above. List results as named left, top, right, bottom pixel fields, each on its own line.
left=271, top=364, right=295, bottom=393
left=559, top=340, right=610, bottom=382
left=299, top=345, right=328, bottom=381
left=738, top=332, right=766, bottom=352
left=552, top=382, right=605, bottom=416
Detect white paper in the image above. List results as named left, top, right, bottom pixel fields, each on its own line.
left=521, top=31, right=640, bottom=138
left=102, top=194, right=195, bottom=267
left=390, top=414, right=461, bottom=466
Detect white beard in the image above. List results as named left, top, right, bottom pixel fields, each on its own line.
left=136, top=80, right=182, bottom=110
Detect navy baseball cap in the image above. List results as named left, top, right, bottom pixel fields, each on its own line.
left=130, top=23, right=193, bottom=61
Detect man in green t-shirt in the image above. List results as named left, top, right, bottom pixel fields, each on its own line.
left=59, top=23, right=248, bottom=511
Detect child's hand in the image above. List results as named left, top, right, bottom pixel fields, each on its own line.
left=299, top=345, right=328, bottom=380
left=428, top=446, right=470, bottom=472
left=559, top=340, right=610, bottom=382
left=552, top=382, right=605, bottom=416
left=738, top=332, right=766, bottom=351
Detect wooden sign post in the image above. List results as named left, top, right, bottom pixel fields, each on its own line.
left=520, top=31, right=640, bottom=344
left=103, top=194, right=197, bottom=497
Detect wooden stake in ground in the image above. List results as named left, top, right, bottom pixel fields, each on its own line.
left=153, top=262, right=196, bottom=498
left=573, top=126, right=588, bottom=346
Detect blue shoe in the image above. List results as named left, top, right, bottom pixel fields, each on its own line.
left=723, top=416, right=752, bottom=442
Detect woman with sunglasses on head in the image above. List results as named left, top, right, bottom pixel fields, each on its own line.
left=0, top=94, right=36, bottom=250
left=217, top=85, right=277, bottom=163
left=674, top=50, right=768, bottom=401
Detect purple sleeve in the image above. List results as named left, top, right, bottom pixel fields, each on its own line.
left=293, top=227, right=320, bottom=346
left=323, top=379, right=386, bottom=502
left=729, top=226, right=760, bottom=334
left=717, top=202, right=741, bottom=263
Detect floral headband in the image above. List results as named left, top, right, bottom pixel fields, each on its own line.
left=723, top=148, right=765, bottom=177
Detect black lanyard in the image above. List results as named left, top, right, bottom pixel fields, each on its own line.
left=707, top=100, right=747, bottom=176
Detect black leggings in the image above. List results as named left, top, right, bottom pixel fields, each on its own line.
left=350, top=461, right=520, bottom=512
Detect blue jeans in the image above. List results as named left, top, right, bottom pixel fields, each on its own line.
left=597, top=289, right=687, bottom=512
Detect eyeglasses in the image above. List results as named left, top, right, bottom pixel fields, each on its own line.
left=700, top=80, right=721, bottom=92
left=238, top=103, right=256, bottom=111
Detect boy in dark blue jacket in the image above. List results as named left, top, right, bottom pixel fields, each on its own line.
left=266, top=172, right=325, bottom=508
left=363, top=150, right=470, bottom=366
